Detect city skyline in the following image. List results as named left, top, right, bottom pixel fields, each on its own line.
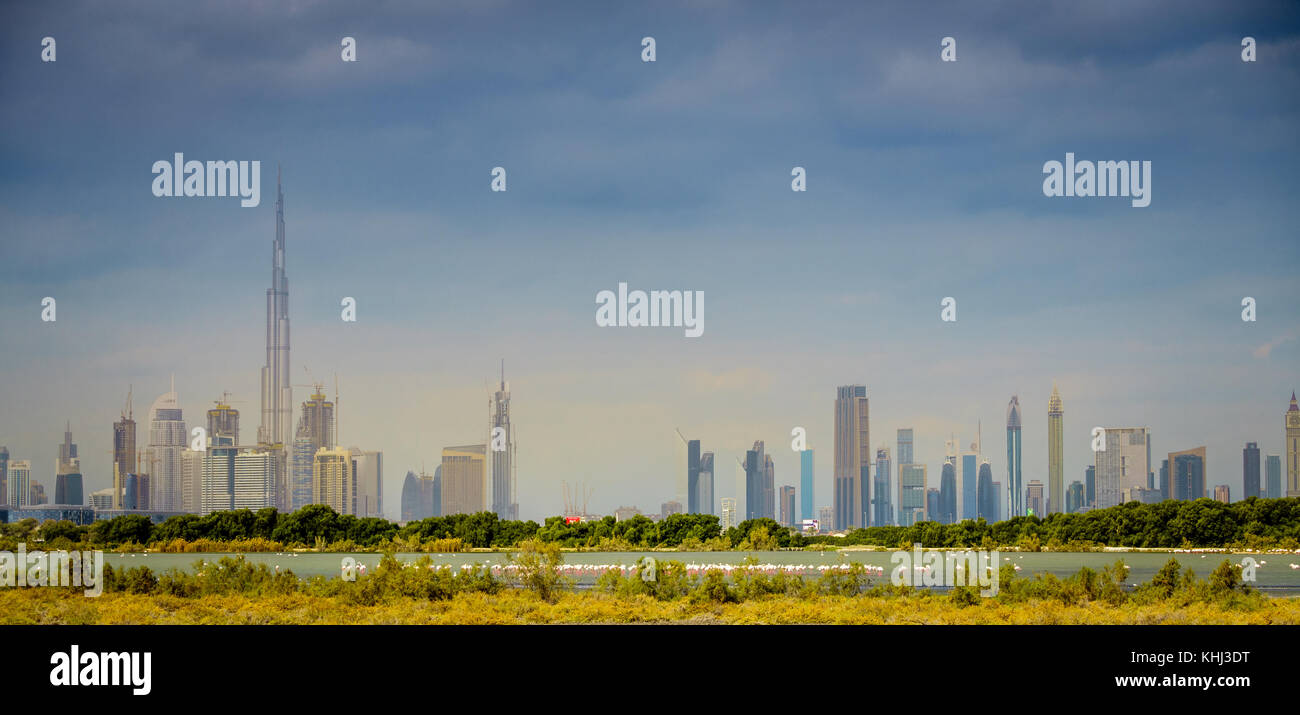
left=1, top=1, right=1297, bottom=521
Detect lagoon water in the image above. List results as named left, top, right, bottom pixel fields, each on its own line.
left=106, top=550, right=1300, bottom=593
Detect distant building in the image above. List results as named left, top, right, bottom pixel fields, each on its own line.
left=1047, top=385, right=1064, bottom=515
left=1085, top=465, right=1095, bottom=507
left=0, top=446, right=8, bottom=507
left=697, top=452, right=714, bottom=516
left=0, top=506, right=95, bottom=526
left=88, top=488, right=114, bottom=510
left=351, top=449, right=383, bottom=518
left=660, top=500, right=683, bottom=521
left=817, top=505, right=834, bottom=534
left=313, top=447, right=355, bottom=515
left=898, top=464, right=926, bottom=526
left=939, top=451, right=957, bottom=524
left=29, top=480, right=48, bottom=506
left=925, top=488, right=941, bottom=522
left=614, top=505, right=641, bottom=522
left=292, top=388, right=335, bottom=512
left=800, top=449, right=814, bottom=522
left=1006, top=396, right=1023, bottom=517
left=113, top=391, right=136, bottom=510
left=1213, top=484, right=1231, bottom=504
left=1265, top=455, right=1282, bottom=499
left=744, top=441, right=768, bottom=521
left=1169, top=447, right=1207, bottom=501
left=440, top=445, right=486, bottom=517
left=1066, top=480, right=1084, bottom=514
left=1122, top=486, right=1162, bottom=504
left=232, top=450, right=277, bottom=511
left=873, top=447, right=891, bottom=526
left=961, top=447, right=978, bottom=522
left=489, top=365, right=517, bottom=521
left=992, top=481, right=1003, bottom=522
left=146, top=381, right=187, bottom=511
left=720, top=497, right=738, bottom=530
left=1159, top=459, right=1169, bottom=501
left=8, top=460, right=31, bottom=507
left=1026, top=480, right=1044, bottom=516
left=1286, top=392, right=1300, bottom=497
left=400, top=469, right=439, bottom=522
left=1095, top=427, right=1150, bottom=508
left=779, top=485, right=796, bottom=527
left=834, top=385, right=869, bottom=531
left=55, top=423, right=83, bottom=505
left=977, top=461, right=996, bottom=521
left=1243, top=442, right=1261, bottom=499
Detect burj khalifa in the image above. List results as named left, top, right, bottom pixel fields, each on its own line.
left=259, top=165, right=292, bottom=509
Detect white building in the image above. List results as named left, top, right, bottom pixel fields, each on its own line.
left=351, top=448, right=383, bottom=518
left=8, top=460, right=31, bottom=507
left=1094, top=427, right=1150, bottom=509
left=147, top=380, right=187, bottom=511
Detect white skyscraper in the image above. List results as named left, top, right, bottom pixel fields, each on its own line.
left=1094, top=427, right=1151, bottom=509
left=147, top=379, right=187, bottom=511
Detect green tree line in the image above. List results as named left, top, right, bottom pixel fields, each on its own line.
left=6, top=497, right=1300, bottom=551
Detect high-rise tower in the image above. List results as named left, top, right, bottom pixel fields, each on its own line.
left=834, top=385, right=869, bottom=531
left=1006, top=395, right=1023, bottom=518
left=1048, top=384, right=1064, bottom=515
left=1287, top=391, right=1300, bottom=497
left=147, top=378, right=187, bottom=511
left=490, top=361, right=517, bottom=520
left=113, top=388, right=136, bottom=509
left=259, top=166, right=292, bottom=509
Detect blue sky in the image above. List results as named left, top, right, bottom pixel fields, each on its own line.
left=1, top=0, right=1298, bottom=520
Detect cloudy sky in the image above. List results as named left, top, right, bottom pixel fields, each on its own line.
left=1, top=0, right=1297, bottom=521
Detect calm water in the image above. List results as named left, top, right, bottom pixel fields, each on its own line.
left=107, top=550, right=1300, bottom=593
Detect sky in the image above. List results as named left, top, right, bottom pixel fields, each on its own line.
left=1, top=0, right=1298, bottom=522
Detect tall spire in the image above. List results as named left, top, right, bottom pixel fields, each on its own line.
left=260, top=162, right=292, bottom=509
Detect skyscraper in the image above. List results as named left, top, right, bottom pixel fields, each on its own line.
left=312, top=447, right=355, bottom=515
left=744, top=441, right=766, bottom=520
left=233, top=449, right=277, bottom=511
left=1006, top=396, right=1023, bottom=517
left=147, top=379, right=187, bottom=511
left=489, top=362, right=517, bottom=520
left=720, top=497, right=738, bottom=530
left=207, top=396, right=240, bottom=443
left=350, top=449, right=382, bottom=518
left=763, top=453, right=776, bottom=520
left=898, top=464, right=926, bottom=526
left=1287, top=391, right=1300, bottom=497
left=833, top=385, right=869, bottom=531
left=9, top=460, right=31, bottom=507
left=293, top=387, right=335, bottom=511
left=1048, top=384, right=1063, bottom=515
left=1026, top=480, right=1044, bottom=516
left=1095, top=427, right=1150, bottom=508
left=1085, top=465, right=1095, bottom=506
left=259, top=167, right=292, bottom=510
left=55, top=423, right=83, bottom=505
left=112, top=389, right=136, bottom=510
left=779, top=485, right=796, bottom=527
left=697, top=451, right=714, bottom=515
left=686, top=439, right=701, bottom=514
left=961, top=440, right=977, bottom=521
left=940, top=440, right=958, bottom=524
left=1213, top=484, right=1230, bottom=503
left=440, top=444, right=486, bottom=516
left=1243, top=442, right=1261, bottom=499
left=1266, top=455, right=1282, bottom=499
left=800, top=449, right=814, bottom=522
left=873, top=447, right=891, bottom=527
left=1168, top=446, right=1207, bottom=501
left=977, top=460, right=995, bottom=521
left=1066, top=481, right=1084, bottom=513
left=0, top=446, right=8, bottom=507
left=926, top=488, right=941, bottom=523
left=201, top=434, right=237, bottom=515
